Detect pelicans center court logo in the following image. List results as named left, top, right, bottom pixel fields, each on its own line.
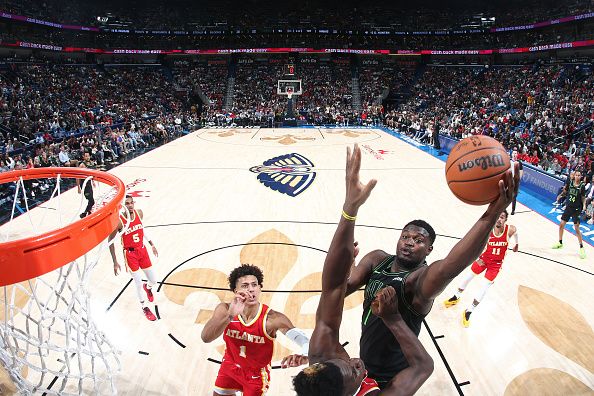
left=249, top=153, right=316, bottom=197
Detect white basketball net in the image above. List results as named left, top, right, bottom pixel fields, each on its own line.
left=0, top=174, right=125, bottom=395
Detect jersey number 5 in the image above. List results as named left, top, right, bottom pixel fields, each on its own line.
left=133, top=234, right=140, bottom=243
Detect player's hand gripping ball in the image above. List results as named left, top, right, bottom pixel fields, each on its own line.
left=445, top=135, right=510, bottom=205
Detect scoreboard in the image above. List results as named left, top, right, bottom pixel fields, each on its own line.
left=284, top=63, right=296, bottom=76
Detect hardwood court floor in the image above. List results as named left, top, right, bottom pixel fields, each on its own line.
left=2, top=127, right=593, bottom=395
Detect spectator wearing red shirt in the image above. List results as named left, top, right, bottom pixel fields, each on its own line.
left=527, top=150, right=540, bottom=166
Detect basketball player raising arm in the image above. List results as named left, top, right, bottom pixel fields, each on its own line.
left=109, top=195, right=160, bottom=321
left=201, top=264, right=310, bottom=396
left=344, top=158, right=519, bottom=387
left=293, top=144, right=433, bottom=396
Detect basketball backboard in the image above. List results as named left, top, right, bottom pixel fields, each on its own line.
left=277, top=80, right=302, bottom=96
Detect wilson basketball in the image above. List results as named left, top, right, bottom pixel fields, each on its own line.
left=445, top=135, right=510, bottom=205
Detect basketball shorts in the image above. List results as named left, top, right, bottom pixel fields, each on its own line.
left=124, top=245, right=152, bottom=272
left=561, top=206, right=581, bottom=224
left=214, top=360, right=270, bottom=396
left=471, top=260, right=502, bottom=282
left=357, top=375, right=380, bottom=394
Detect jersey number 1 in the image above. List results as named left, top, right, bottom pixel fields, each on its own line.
left=239, top=345, right=247, bottom=358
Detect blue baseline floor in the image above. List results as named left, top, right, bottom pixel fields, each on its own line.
left=380, top=126, right=594, bottom=248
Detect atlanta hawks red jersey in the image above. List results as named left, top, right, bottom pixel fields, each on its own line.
left=120, top=210, right=144, bottom=249
left=222, top=303, right=274, bottom=371
left=356, top=375, right=380, bottom=395
left=479, top=224, right=509, bottom=265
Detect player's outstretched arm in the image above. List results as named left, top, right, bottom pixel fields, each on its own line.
left=108, top=222, right=123, bottom=275
left=310, top=144, right=377, bottom=359
left=374, top=287, right=433, bottom=396
left=267, top=311, right=310, bottom=368
left=417, top=165, right=519, bottom=301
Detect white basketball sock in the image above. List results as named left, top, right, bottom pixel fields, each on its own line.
left=455, top=270, right=476, bottom=298
left=143, top=267, right=157, bottom=289
left=131, top=270, right=145, bottom=305
left=468, top=277, right=493, bottom=312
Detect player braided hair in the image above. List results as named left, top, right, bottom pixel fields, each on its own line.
left=228, top=264, right=264, bottom=291
left=293, top=362, right=344, bottom=396
left=404, top=219, right=436, bottom=244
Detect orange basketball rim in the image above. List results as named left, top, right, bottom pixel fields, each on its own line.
left=0, top=167, right=125, bottom=287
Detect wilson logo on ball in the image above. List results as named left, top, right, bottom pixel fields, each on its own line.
left=445, top=135, right=511, bottom=206
left=458, top=154, right=507, bottom=172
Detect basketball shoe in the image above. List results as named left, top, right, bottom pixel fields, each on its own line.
left=579, top=248, right=586, bottom=259
left=143, top=307, right=157, bottom=321
left=462, top=310, right=471, bottom=328
left=552, top=242, right=563, bottom=249
left=143, top=283, right=154, bottom=302
left=443, top=296, right=460, bottom=308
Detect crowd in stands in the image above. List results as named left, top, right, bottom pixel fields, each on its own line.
left=0, top=62, right=199, bottom=176
left=1, top=56, right=593, bottom=187
left=385, top=64, right=594, bottom=182
left=230, top=62, right=286, bottom=125
left=0, top=109, right=194, bottom=221
left=0, top=116, right=182, bottom=170
left=0, top=61, right=201, bottom=220
left=193, top=58, right=387, bottom=127
left=3, top=64, right=182, bottom=142
left=2, top=58, right=591, bottom=167
left=172, top=60, right=228, bottom=112
left=359, top=65, right=414, bottom=110
left=296, top=62, right=356, bottom=125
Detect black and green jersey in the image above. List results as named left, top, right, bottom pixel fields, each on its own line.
left=566, top=181, right=585, bottom=209
left=360, top=255, right=428, bottom=385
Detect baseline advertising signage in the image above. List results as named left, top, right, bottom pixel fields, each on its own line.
left=1, top=40, right=593, bottom=55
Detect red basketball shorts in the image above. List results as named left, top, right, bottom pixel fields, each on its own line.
left=471, top=260, right=502, bottom=282
left=124, top=245, right=152, bottom=272
left=214, top=360, right=270, bottom=396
